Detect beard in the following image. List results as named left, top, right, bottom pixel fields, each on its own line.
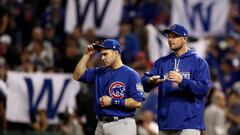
left=103, top=61, right=110, bottom=67
left=170, top=44, right=183, bottom=52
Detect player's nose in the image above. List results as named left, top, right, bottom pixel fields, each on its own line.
left=101, top=55, right=105, bottom=61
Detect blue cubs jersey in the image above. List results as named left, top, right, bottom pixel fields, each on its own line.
left=142, top=50, right=211, bottom=130
left=79, top=65, right=144, bottom=117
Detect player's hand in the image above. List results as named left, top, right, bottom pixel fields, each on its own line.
left=99, top=96, right=112, bottom=107
left=167, top=71, right=183, bottom=83
left=85, top=41, right=99, bottom=55
left=148, top=75, right=165, bottom=84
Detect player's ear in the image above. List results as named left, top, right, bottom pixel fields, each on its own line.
left=113, top=50, right=119, bottom=55
left=182, top=37, right=187, bottom=44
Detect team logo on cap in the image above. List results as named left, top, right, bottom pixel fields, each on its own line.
left=109, top=81, right=125, bottom=98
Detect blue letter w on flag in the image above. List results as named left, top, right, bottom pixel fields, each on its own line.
left=24, top=78, right=71, bottom=120
left=183, top=0, right=215, bottom=31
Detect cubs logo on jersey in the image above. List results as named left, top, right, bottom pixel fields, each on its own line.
left=109, top=81, right=126, bottom=98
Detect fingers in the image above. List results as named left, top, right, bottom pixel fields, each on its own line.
left=167, top=78, right=175, bottom=82
left=167, top=71, right=182, bottom=83
left=90, top=41, right=100, bottom=49
left=88, top=41, right=100, bottom=49
left=99, top=96, right=111, bottom=107
left=86, top=41, right=100, bottom=55
left=169, top=71, right=178, bottom=74
left=157, top=78, right=166, bottom=82
left=149, top=75, right=165, bottom=83
left=168, top=71, right=179, bottom=79
left=149, top=75, right=160, bottom=82
left=148, top=72, right=182, bottom=84
left=92, top=41, right=99, bottom=45
left=167, top=72, right=176, bottom=81
left=87, top=45, right=94, bottom=51
left=99, top=97, right=104, bottom=107
left=86, top=44, right=96, bottom=55
left=151, top=75, right=160, bottom=80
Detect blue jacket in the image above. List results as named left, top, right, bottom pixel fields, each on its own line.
left=142, top=50, right=211, bottom=130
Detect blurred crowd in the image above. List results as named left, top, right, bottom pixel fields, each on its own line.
left=0, top=0, right=240, bottom=135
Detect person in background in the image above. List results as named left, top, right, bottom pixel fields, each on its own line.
left=225, top=89, right=240, bottom=135
left=205, top=89, right=228, bottom=135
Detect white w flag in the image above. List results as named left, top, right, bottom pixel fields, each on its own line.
left=146, top=24, right=170, bottom=63
left=171, top=0, right=229, bottom=38
left=6, top=71, right=80, bottom=124
left=65, top=0, right=123, bottom=38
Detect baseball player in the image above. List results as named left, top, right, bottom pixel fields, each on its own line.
left=73, top=39, right=144, bottom=135
left=141, top=24, right=211, bottom=135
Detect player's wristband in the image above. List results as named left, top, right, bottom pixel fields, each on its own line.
left=111, top=98, right=125, bottom=107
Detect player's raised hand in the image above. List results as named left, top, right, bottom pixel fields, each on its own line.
left=85, top=41, right=99, bottom=55
left=148, top=75, right=165, bottom=84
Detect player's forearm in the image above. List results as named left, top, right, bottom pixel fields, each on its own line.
left=141, top=76, right=157, bottom=93
left=101, top=96, right=143, bottom=109
left=73, top=54, right=91, bottom=80
left=124, top=98, right=142, bottom=109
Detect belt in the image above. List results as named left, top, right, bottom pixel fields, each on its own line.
left=160, top=130, right=182, bottom=135
left=97, top=116, right=129, bottom=122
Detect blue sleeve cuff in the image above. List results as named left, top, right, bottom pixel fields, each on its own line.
left=142, top=76, right=149, bottom=85
left=179, top=78, right=188, bottom=88
left=141, top=76, right=157, bottom=93
left=111, top=98, right=125, bottom=107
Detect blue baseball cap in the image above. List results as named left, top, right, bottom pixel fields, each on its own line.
left=94, top=39, right=122, bottom=53
left=163, top=24, right=188, bottom=37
